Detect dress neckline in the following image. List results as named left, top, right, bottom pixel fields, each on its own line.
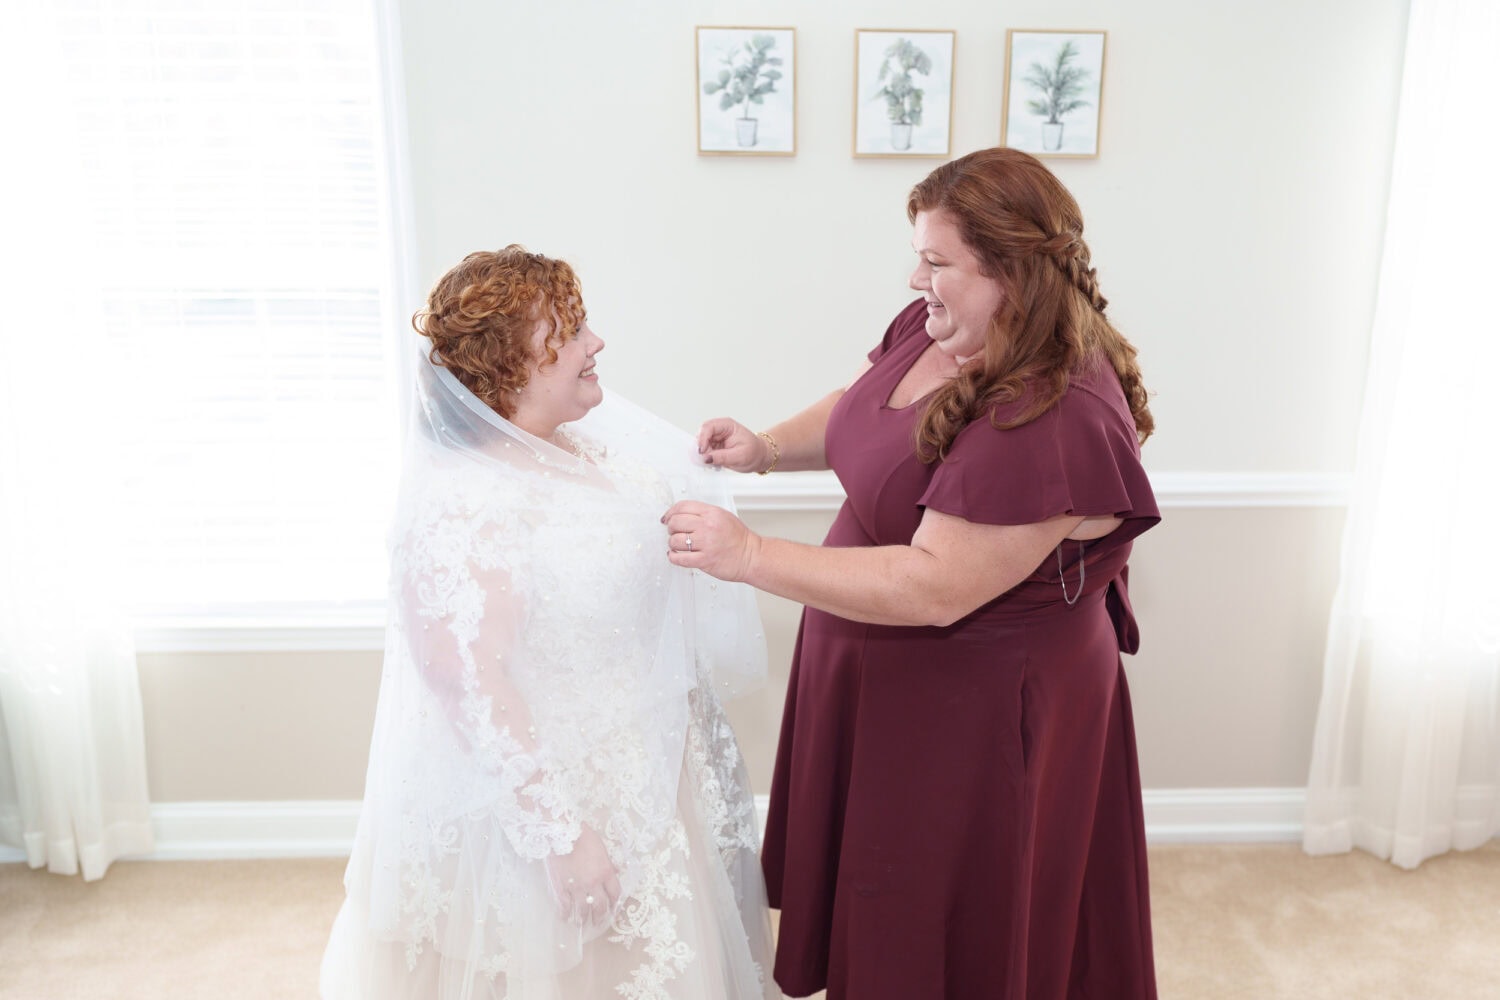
left=878, top=332, right=958, bottom=412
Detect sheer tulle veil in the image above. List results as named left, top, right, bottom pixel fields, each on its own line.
left=415, top=349, right=768, bottom=697
left=322, top=349, right=772, bottom=997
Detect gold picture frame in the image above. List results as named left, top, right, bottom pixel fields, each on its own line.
left=1000, top=29, right=1107, bottom=159
left=852, top=28, right=955, bottom=159
left=696, top=26, right=797, bottom=156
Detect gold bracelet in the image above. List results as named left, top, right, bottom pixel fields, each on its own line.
left=756, top=431, right=781, bottom=475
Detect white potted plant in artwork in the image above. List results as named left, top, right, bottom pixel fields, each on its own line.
left=875, top=37, right=931, bottom=151
left=702, top=34, right=784, bottom=148
left=1024, top=40, right=1092, bottom=152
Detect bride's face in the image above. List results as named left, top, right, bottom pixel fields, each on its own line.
left=512, top=317, right=605, bottom=434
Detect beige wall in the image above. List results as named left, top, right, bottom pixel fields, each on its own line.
left=137, top=0, right=1406, bottom=803
left=139, top=650, right=380, bottom=802
left=1125, top=505, right=1346, bottom=788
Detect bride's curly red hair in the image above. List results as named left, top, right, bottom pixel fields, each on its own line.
left=414, top=245, right=587, bottom=418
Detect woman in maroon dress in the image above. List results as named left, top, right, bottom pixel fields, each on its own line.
left=662, top=147, right=1159, bottom=1000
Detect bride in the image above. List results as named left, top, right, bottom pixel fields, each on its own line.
left=321, top=246, right=779, bottom=999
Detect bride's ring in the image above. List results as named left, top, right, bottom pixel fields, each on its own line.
left=685, top=536, right=693, bottom=551
left=585, top=894, right=596, bottom=905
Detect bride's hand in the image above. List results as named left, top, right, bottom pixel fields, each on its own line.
left=545, top=824, right=620, bottom=925
left=662, top=500, right=761, bottom=582
left=697, top=418, right=771, bottom=473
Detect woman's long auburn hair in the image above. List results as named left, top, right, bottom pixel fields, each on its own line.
left=906, top=147, right=1153, bottom=460
left=412, top=245, right=586, bottom=419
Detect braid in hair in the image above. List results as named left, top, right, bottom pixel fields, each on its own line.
left=1035, top=229, right=1109, bottom=315
left=1035, top=228, right=1153, bottom=442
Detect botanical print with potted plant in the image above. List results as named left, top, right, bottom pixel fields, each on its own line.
left=853, top=29, right=954, bottom=158
left=696, top=26, right=795, bottom=155
left=1002, top=30, right=1106, bottom=158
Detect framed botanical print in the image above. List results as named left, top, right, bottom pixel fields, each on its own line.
left=1001, top=29, right=1106, bottom=158
left=696, top=26, right=796, bottom=155
left=852, top=28, right=955, bottom=158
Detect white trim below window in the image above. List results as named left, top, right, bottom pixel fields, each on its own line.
left=133, top=603, right=386, bottom=653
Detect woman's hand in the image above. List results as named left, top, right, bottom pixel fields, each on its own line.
left=545, top=824, right=621, bottom=926
left=662, top=500, right=761, bottom=582
left=697, top=417, right=772, bottom=473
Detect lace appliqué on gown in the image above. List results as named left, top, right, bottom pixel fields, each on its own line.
left=368, top=437, right=759, bottom=998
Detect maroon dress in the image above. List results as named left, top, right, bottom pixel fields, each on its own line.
left=761, top=299, right=1160, bottom=1000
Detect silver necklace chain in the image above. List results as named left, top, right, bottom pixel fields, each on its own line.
left=1058, top=541, right=1086, bottom=606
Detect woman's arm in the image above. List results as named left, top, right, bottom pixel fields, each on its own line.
left=407, top=558, right=620, bottom=925
left=698, top=361, right=873, bottom=473
left=662, top=503, right=1084, bottom=627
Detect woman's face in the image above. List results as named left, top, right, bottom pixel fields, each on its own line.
left=511, top=316, right=605, bottom=435
left=908, top=209, right=1004, bottom=361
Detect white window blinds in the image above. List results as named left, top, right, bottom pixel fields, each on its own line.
left=51, top=0, right=407, bottom=615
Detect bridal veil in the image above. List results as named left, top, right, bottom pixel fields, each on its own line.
left=322, top=352, right=776, bottom=999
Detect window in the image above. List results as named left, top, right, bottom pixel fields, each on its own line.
left=48, top=0, right=412, bottom=624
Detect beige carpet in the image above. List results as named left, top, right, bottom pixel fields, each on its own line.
left=2, top=843, right=1497, bottom=999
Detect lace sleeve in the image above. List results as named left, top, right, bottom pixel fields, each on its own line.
left=396, top=495, right=582, bottom=862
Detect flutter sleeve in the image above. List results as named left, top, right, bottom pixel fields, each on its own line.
left=918, top=371, right=1160, bottom=552
left=918, top=368, right=1160, bottom=654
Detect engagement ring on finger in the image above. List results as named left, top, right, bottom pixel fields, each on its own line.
left=585, top=894, right=596, bottom=905
left=685, top=536, right=693, bottom=551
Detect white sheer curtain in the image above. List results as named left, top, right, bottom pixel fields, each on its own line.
left=0, top=2, right=154, bottom=879
left=1304, top=0, right=1500, bottom=870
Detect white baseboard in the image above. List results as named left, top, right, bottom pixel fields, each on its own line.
left=1142, top=787, right=1305, bottom=843
left=146, top=800, right=363, bottom=860
left=0, top=788, right=1305, bottom=864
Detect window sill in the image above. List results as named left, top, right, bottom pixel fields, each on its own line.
left=132, top=604, right=386, bottom=653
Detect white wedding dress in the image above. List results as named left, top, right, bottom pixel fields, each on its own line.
left=321, top=358, right=778, bottom=1000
